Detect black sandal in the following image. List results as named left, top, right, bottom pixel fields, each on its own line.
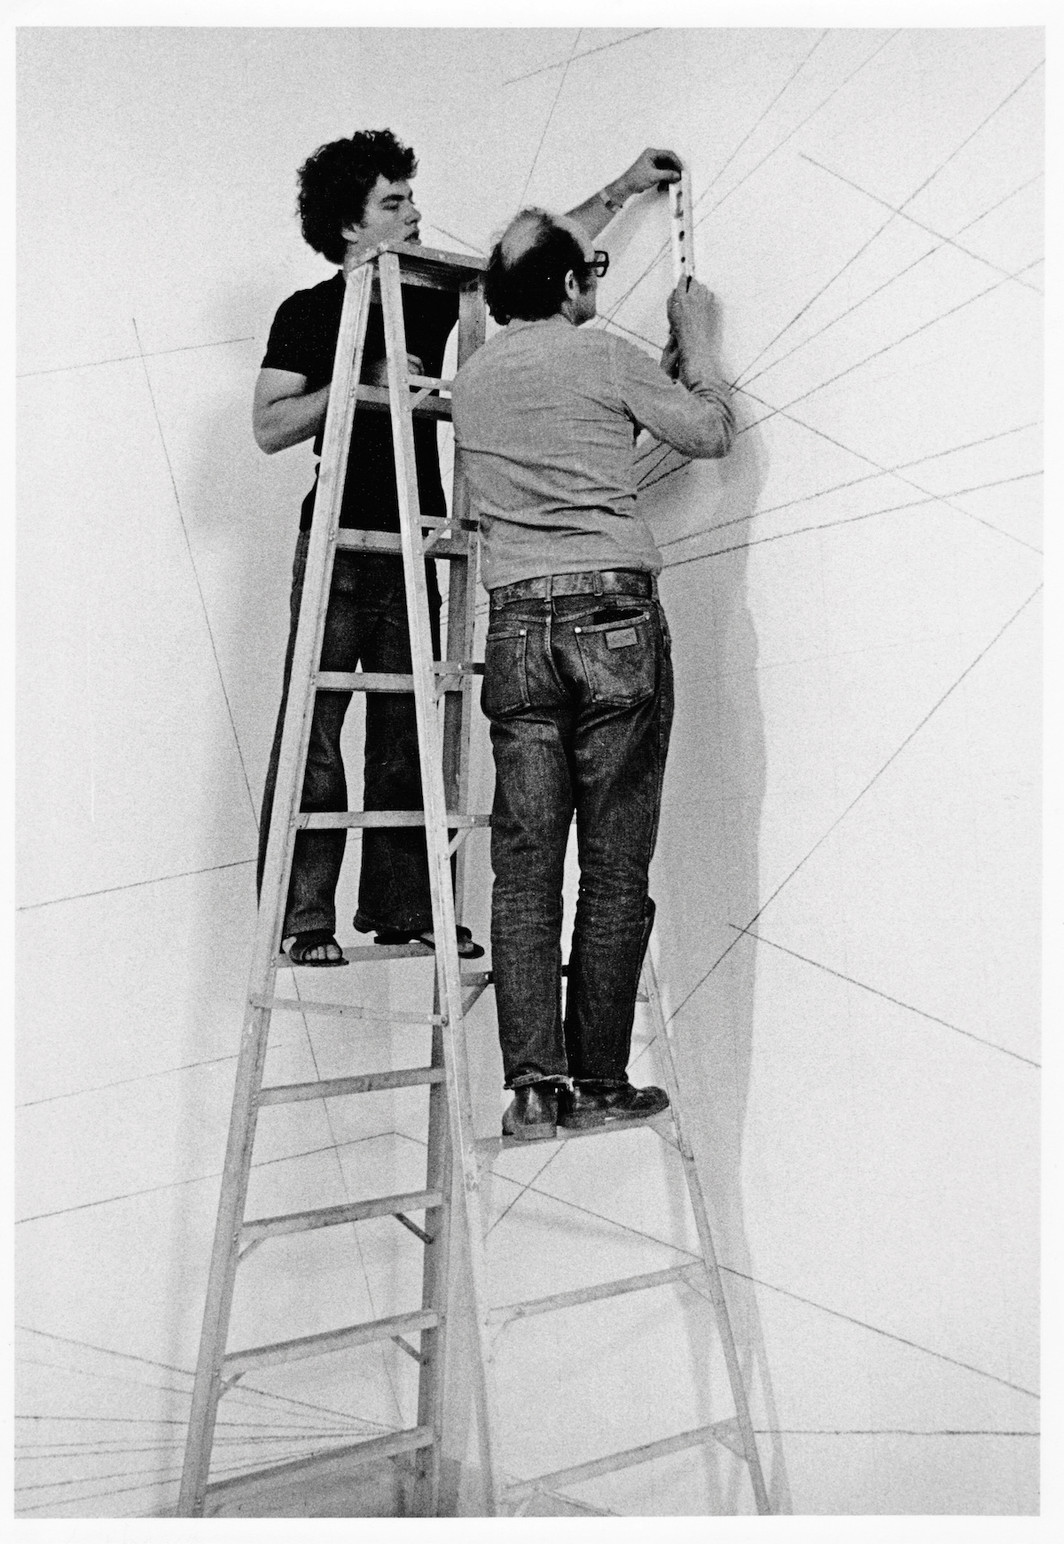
left=286, top=929, right=349, bottom=967
left=372, top=924, right=485, bottom=960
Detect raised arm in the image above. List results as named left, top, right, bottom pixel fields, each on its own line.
left=567, top=147, right=684, bottom=240
left=252, top=368, right=330, bottom=454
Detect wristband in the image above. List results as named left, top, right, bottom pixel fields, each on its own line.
left=599, top=187, right=626, bottom=216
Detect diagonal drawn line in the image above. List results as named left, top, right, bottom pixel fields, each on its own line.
left=754, top=1427, right=1037, bottom=1437
left=660, top=422, right=1040, bottom=539
left=716, top=1268, right=1039, bottom=1399
left=734, top=57, right=1045, bottom=384
left=739, top=243, right=940, bottom=391
left=422, top=221, right=481, bottom=254
left=733, top=391, right=1043, bottom=554
left=660, top=471, right=1044, bottom=566
left=17, top=336, right=256, bottom=380
left=742, top=261, right=1042, bottom=431
left=664, top=585, right=1042, bottom=1024
left=606, top=30, right=897, bottom=321
left=502, top=28, right=658, bottom=85
left=728, top=925, right=1040, bottom=1068
left=17, top=857, right=255, bottom=912
left=484, top=1145, right=567, bottom=1237
left=16, top=1052, right=247, bottom=1109
left=518, top=30, right=583, bottom=207
left=17, top=1329, right=382, bottom=1431
left=133, top=319, right=258, bottom=820
left=799, top=154, right=1041, bottom=289
left=956, top=172, right=1043, bottom=235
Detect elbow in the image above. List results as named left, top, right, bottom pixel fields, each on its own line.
left=691, top=413, right=735, bottom=460
left=253, top=416, right=283, bottom=455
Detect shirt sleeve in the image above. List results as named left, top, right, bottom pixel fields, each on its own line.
left=261, top=292, right=315, bottom=377
left=610, top=335, right=735, bottom=459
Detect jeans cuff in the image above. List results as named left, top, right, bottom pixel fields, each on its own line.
left=509, top=1073, right=569, bottom=1090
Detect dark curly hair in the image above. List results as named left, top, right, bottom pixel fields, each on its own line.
left=484, top=210, right=592, bottom=325
left=297, top=129, right=418, bottom=264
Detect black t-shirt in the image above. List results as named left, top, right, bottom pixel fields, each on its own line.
left=262, top=271, right=458, bottom=532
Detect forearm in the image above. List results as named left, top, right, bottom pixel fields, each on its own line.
left=567, top=173, right=632, bottom=240
left=254, top=384, right=330, bottom=454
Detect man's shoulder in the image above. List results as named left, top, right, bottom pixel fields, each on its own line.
left=271, top=271, right=344, bottom=321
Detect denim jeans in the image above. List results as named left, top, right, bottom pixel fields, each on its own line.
left=483, top=585, right=674, bottom=1088
left=257, top=531, right=441, bottom=939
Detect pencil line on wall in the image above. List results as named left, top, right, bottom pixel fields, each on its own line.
left=659, top=422, right=1039, bottom=540
left=133, top=318, right=259, bottom=822
left=17, top=857, right=256, bottom=912
left=502, top=29, right=659, bottom=86
left=734, top=59, right=1044, bottom=386
left=517, top=30, right=584, bottom=208
left=727, top=926, right=1040, bottom=1068
left=664, top=585, right=1042, bottom=1022
left=17, top=336, right=257, bottom=380
left=798, top=154, right=1041, bottom=291
left=605, top=29, right=900, bottom=322
left=715, top=1268, right=1039, bottom=1399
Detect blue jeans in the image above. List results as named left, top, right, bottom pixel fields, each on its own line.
left=483, top=583, right=674, bottom=1088
left=257, top=532, right=441, bottom=939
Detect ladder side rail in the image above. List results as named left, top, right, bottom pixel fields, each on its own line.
left=442, top=277, right=488, bottom=917
left=641, top=944, right=771, bottom=1514
left=409, top=979, right=452, bottom=1516
left=378, top=251, right=503, bottom=1514
left=177, top=264, right=375, bottom=1517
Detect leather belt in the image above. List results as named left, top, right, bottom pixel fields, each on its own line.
left=490, top=569, right=657, bottom=604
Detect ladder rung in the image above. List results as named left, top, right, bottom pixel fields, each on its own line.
left=277, top=941, right=438, bottom=966
left=487, top=1262, right=703, bottom=1327
left=334, top=528, right=472, bottom=560
left=315, top=669, right=476, bottom=693
left=258, top=1066, right=445, bottom=1106
left=202, top=1425, right=435, bottom=1508
left=297, top=810, right=490, bottom=830
left=222, top=1309, right=440, bottom=1376
left=251, top=994, right=442, bottom=1025
left=242, top=1189, right=444, bottom=1243
left=354, top=384, right=452, bottom=421
left=505, top=1423, right=740, bottom=1499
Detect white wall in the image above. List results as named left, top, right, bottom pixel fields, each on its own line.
left=16, top=26, right=1041, bottom=1518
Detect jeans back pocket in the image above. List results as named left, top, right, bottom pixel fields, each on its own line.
left=482, top=630, right=531, bottom=718
left=573, top=609, right=658, bottom=705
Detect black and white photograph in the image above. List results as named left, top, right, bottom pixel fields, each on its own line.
left=14, top=7, right=1048, bottom=1527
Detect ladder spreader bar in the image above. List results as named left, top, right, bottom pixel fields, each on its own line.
left=202, top=1425, right=436, bottom=1507
left=222, top=1309, right=440, bottom=1376
left=506, top=1422, right=739, bottom=1499
left=334, top=528, right=472, bottom=560
left=241, top=1188, right=444, bottom=1242
left=258, top=1066, right=445, bottom=1105
left=488, top=1262, right=703, bottom=1326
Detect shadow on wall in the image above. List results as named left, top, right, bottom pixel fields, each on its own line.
left=654, top=387, right=793, bottom=1512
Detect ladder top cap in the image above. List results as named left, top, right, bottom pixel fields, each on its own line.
left=353, top=240, right=486, bottom=277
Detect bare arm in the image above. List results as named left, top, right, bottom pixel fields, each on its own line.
left=567, top=147, right=684, bottom=240
left=252, top=368, right=330, bottom=454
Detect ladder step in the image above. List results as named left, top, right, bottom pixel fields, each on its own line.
left=297, top=810, right=491, bottom=830
left=222, top=1309, right=440, bottom=1376
left=482, top=1108, right=673, bottom=1155
left=505, top=1422, right=743, bottom=1499
left=259, top=1066, right=445, bottom=1106
left=202, top=1425, right=436, bottom=1510
left=487, top=1262, right=703, bottom=1326
left=252, top=994, right=442, bottom=1025
left=315, top=668, right=480, bottom=693
left=241, top=1189, right=444, bottom=1243
left=276, top=941, right=439, bottom=967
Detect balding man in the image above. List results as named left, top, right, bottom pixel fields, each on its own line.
left=452, top=209, right=734, bottom=1141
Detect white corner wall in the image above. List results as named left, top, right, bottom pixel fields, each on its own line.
left=16, top=26, right=1041, bottom=1519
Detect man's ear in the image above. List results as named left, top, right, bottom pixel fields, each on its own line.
left=563, top=270, right=579, bottom=299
